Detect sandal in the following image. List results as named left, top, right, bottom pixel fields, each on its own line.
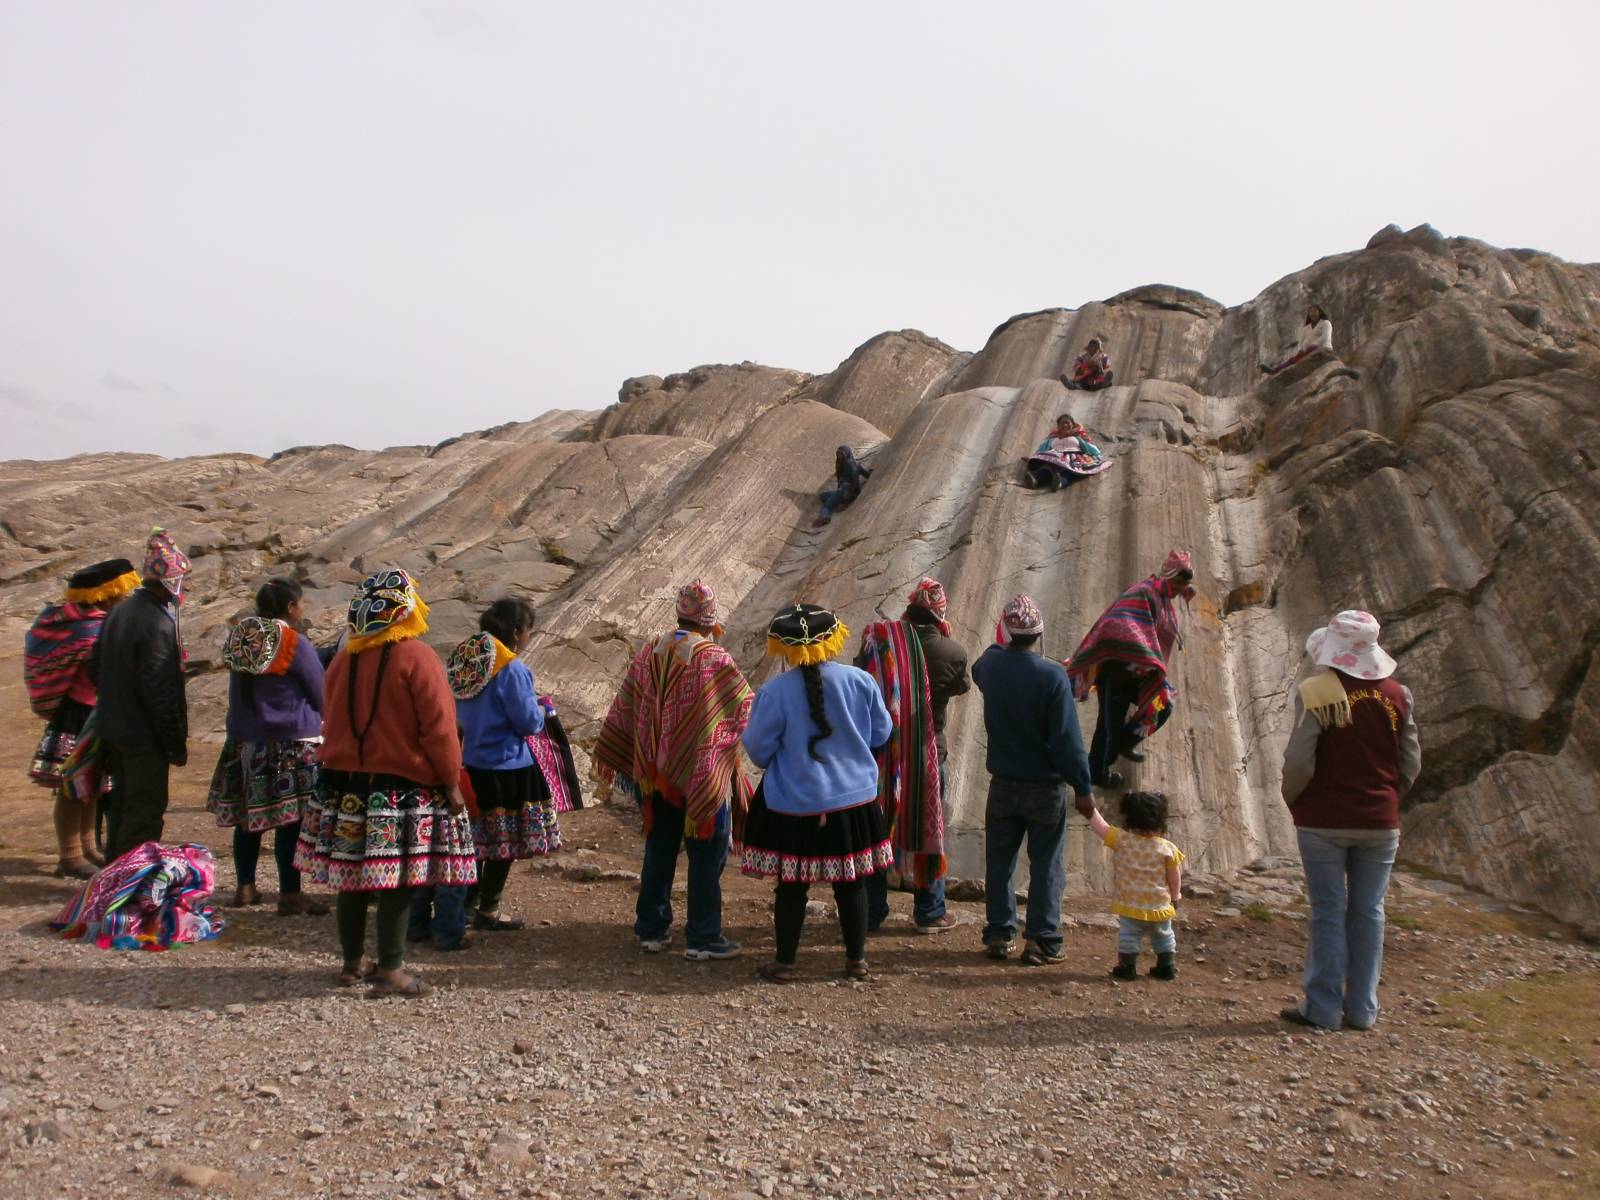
left=367, top=975, right=433, bottom=1000
left=844, top=960, right=870, bottom=981
left=757, top=962, right=798, bottom=984
left=276, top=893, right=331, bottom=917
left=336, top=959, right=377, bottom=987
left=53, top=859, right=97, bottom=881
left=471, top=911, right=526, bottom=932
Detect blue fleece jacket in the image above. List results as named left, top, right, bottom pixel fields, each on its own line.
left=457, top=659, right=545, bottom=771
left=970, top=644, right=1092, bottom=795
left=742, top=661, right=892, bottom=816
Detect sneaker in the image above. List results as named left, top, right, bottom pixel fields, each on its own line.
left=914, top=915, right=957, bottom=935
left=637, top=933, right=672, bottom=953
left=1020, top=940, right=1066, bottom=966
left=1279, top=1006, right=1330, bottom=1031
left=1092, top=770, right=1125, bottom=789
left=984, top=938, right=1014, bottom=960
left=684, top=937, right=742, bottom=961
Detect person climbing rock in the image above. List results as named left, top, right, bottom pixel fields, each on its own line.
left=1022, top=413, right=1113, bottom=491
left=1060, top=337, right=1115, bottom=391
left=1066, top=549, right=1195, bottom=788
left=1261, top=305, right=1333, bottom=375
left=813, top=445, right=872, bottom=527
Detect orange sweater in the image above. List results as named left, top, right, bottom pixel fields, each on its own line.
left=318, top=638, right=461, bottom=789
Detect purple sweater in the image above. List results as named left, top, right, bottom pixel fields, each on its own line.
left=224, top=634, right=325, bottom=743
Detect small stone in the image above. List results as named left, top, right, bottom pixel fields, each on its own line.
left=224, top=1004, right=248, bottom=1016
left=256, top=1085, right=282, bottom=1100
left=512, top=1041, right=532, bottom=1056
left=166, top=1163, right=220, bottom=1188
left=23, top=1119, right=64, bottom=1145
left=301, top=1126, right=329, bottom=1140
left=90, top=1096, right=123, bottom=1113
left=631, top=1063, right=650, bottom=1078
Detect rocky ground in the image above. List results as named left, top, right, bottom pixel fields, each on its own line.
left=0, top=667, right=1596, bottom=1200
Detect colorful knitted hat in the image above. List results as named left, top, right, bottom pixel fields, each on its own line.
left=676, top=579, right=720, bottom=627
left=446, top=630, right=516, bottom=699
left=766, top=603, right=850, bottom=667
left=1158, top=549, right=1193, bottom=580
left=64, top=558, right=140, bottom=605
left=1305, top=610, right=1396, bottom=682
left=221, top=616, right=298, bottom=676
left=346, top=568, right=430, bottom=654
left=143, top=528, right=192, bottom=582
left=907, top=576, right=952, bottom=637
left=1002, top=594, right=1044, bottom=636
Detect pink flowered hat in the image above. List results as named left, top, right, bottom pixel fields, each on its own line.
left=1305, top=610, right=1396, bottom=681
left=676, top=579, right=720, bottom=627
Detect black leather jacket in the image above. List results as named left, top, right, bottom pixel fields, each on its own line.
left=90, top=584, right=188, bottom=763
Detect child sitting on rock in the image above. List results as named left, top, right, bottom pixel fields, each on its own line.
left=1086, top=790, right=1184, bottom=980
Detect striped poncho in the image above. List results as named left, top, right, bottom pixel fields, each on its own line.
left=1065, top=575, right=1184, bottom=739
left=24, top=602, right=108, bottom=720
left=593, top=631, right=754, bottom=837
left=856, top=620, right=945, bottom=887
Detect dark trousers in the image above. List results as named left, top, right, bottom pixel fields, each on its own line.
left=635, top=795, right=730, bottom=949
left=467, top=858, right=513, bottom=915
left=1090, top=662, right=1142, bottom=784
left=103, top=745, right=171, bottom=864
left=234, top=822, right=302, bottom=892
left=338, top=888, right=414, bottom=970
left=774, top=878, right=869, bottom=964
left=867, top=762, right=948, bottom=927
left=408, top=885, right=469, bottom=949
left=983, top=777, right=1069, bottom=951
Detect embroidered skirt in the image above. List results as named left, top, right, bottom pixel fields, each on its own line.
left=467, top=763, right=562, bottom=860
left=206, top=737, right=319, bottom=832
left=30, top=697, right=92, bottom=787
left=295, top=769, right=478, bottom=892
left=740, top=782, right=893, bottom=884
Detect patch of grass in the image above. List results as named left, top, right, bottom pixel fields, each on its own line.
left=1389, top=912, right=1425, bottom=931
left=1242, top=903, right=1275, bottom=922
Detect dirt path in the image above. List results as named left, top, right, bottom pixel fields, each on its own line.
left=0, top=667, right=1595, bottom=1200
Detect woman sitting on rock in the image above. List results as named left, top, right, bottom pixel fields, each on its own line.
left=447, top=597, right=561, bottom=934
left=813, top=445, right=872, bottom=527
left=741, top=603, right=894, bottom=982
left=1280, top=610, right=1420, bottom=1032
left=207, top=578, right=330, bottom=915
left=1023, top=413, right=1113, bottom=491
left=1261, top=305, right=1334, bottom=375
left=1061, top=337, right=1114, bottom=391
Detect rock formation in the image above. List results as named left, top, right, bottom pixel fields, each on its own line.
left=3, top=224, right=1597, bottom=926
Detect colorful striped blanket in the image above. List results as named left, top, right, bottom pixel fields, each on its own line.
left=1065, top=577, right=1181, bottom=738
left=23, top=602, right=105, bottom=720
left=856, top=620, right=945, bottom=887
left=51, top=841, right=225, bottom=951
left=529, top=703, right=585, bottom=813
left=594, top=632, right=754, bottom=837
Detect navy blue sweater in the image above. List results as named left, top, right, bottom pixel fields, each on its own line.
left=970, top=644, right=1092, bottom=795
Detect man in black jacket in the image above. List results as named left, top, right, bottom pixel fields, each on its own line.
left=92, top=528, right=191, bottom=862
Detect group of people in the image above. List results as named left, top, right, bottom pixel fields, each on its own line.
left=27, top=508, right=1417, bottom=1030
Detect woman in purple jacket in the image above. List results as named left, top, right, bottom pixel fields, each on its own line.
left=207, top=579, right=329, bottom=914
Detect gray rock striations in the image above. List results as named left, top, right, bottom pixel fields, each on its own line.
left=2, top=225, right=1596, bottom=923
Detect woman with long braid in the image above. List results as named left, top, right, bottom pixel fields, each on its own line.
left=741, top=604, right=893, bottom=983
left=295, top=570, right=476, bottom=998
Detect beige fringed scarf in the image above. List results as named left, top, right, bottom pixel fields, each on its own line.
left=1298, top=670, right=1352, bottom=729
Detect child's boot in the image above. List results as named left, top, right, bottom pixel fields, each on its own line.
left=1109, top=953, right=1138, bottom=981
left=1150, top=951, right=1177, bottom=981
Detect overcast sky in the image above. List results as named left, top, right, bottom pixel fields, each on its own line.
left=2, top=1, right=1595, bottom=462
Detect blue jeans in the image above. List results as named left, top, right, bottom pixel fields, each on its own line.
left=1117, top=915, right=1175, bottom=954
left=407, top=884, right=469, bottom=950
left=866, top=762, right=948, bottom=927
left=1296, top=827, right=1400, bottom=1029
left=982, top=777, right=1068, bottom=950
left=634, top=795, right=730, bottom=949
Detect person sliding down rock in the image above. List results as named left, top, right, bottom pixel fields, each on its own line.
left=1260, top=305, right=1334, bottom=375
left=813, top=445, right=871, bottom=527
left=1065, top=549, right=1195, bottom=788
left=1060, top=337, right=1115, bottom=391
left=1022, top=413, right=1114, bottom=491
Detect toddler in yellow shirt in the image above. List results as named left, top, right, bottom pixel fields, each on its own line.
left=1087, top=790, right=1184, bottom=980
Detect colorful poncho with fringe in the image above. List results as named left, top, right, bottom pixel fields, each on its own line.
left=51, top=841, right=224, bottom=951
left=856, top=620, right=946, bottom=887
left=24, top=602, right=108, bottom=720
left=593, top=631, right=754, bottom=838
left=1065, top=576, right=1184, bottom=739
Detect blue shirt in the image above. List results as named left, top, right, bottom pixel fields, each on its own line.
left=970, top=644, right=1092, bottom=794
left=457, top=660, right=545, bottom=771
left=742, top=661, right=892, bottom=816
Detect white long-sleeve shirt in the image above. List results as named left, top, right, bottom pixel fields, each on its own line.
left=1296, top=318, right=1334, bottom=356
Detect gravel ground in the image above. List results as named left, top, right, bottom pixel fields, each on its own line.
left=0, top=681, right=1596, bottom=1200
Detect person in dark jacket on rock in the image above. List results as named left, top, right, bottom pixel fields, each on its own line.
left=91, top=528, right=192, bottom=864
left=862, top=577, right=970, bottom=934
left=813, top=445, right=872, bottom=527
left=971, top=594, right=1094, bottom=966
left=1280, top=610, right=1420, bottom=1032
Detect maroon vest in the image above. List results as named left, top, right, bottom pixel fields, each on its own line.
left=1291, top=672, right=1409, bottom=830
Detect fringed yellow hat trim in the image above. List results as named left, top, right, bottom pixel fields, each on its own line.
left=64, top=570, right=142, bottom=605
left=348, top=596, right=431, bottom=655
left=766, top=621, right=850, bottom=667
